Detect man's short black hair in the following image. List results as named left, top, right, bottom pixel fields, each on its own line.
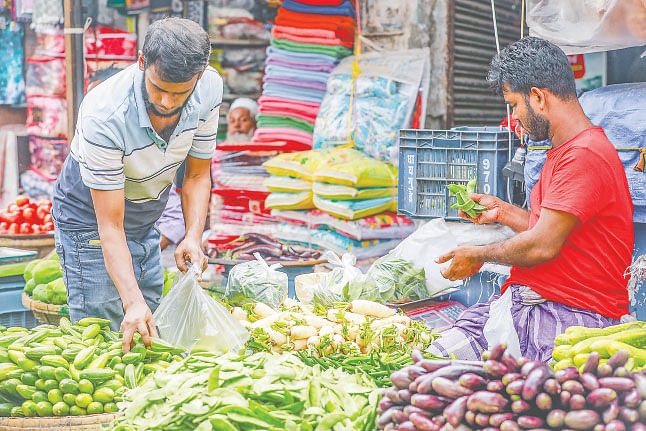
left=142, top=17, right=210, bottom=83
left=487, top=36, right=577, bottom=100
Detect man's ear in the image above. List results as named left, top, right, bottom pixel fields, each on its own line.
left=530, top=87, right=548, bottom=111
left=138, top=51, right=145, bottom=71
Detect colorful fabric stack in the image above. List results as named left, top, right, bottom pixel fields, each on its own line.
left=251, top=0, right=356, bottom=151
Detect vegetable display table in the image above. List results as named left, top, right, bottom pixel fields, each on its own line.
left=209, top=258, right=326, bottom=298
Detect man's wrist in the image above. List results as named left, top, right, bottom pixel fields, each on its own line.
left=122, top=289, right=146, bottom=312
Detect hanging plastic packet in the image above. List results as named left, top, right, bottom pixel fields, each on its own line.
left=153, top=265, right=249, bottom=353
left=225, top=253, right=288, bottom=308
left=311, top=251, right=369, bottom=306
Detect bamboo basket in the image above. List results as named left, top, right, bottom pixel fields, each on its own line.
left=21, top=292, right=69, bottom=325
left=0, top=234, right=55, bottom=258
left=0, top=412, right=119, bottom=430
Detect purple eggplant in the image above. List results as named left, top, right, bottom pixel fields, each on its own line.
left=475, top=413, right=491, bottom=427
left=517, top=416, right=544, bottom=429
left=606, top=350, right=630, bottom=369
left=488, top=344, right=507, bottom=361
left=639, top=399, right=646, bottom=421
left=380, top=397, right=394, bottom=411
left=546, top=410, right=566, bottom=428
left=405, top=405, right=433, bottom=418
left=467, top=391, right=508, bottom=414
left=619, top=407, right=639, bottom=424
left=378, top=407, right=398, bottom=428
left=623, top=388, right=642, bottom=408
left=555, top=366, right=580, bottom=383
left=633, top=373, right=646, bottom=398
left=501, top=420, right=522, bottom=431
left=522, top=365, right=553, bottom=401
left=502, top=373, right=522, bottom=386
left=630, top=424, right=646, bottom=431
left=459, top=373, right=487, bottom=390
left=419, top=359, right=452, bottom=372
left=408, top=365, right=427, bottom=380
left=560, top=390, right=572, bottom=408
left=505, top=380, right=524, bottom=396
left=603, top=401, right=620, bottom=424
left=569, top=394, right=586, bottom=410
left=398, top=422, right=416, bottom=431
left=535, top=392, right=552, bottom=410
left=412, top=394, right=449, bottom=412
left=384, top=424, right=396, bottom=431
left=562, top=380, right=585, bottom=395
left=588, top=388, right=618, bottom=409
left=485, top=360, right=509, bottom=377
left=521, top=361, right=544, bottom=378
left=464, top=411, right=476, bottom=425
left=605, top=421, right=626, bottom=431
left=409, top=381, right=419, bottom=392
left=501, top=350, right=519, bottom=372
left=411, top=349, right=424, bottom=363
left=410, top=412, right=441, bottom=431
left=490, top=414, right=515, bottom=427
left=564, top=410, right=601, bottom=431
left=597, top=364, right=614, bottom=378
left=594, top=425, right=606, bottom=431
left=443, top=396, right=468, bottom=427
left=488, top=380, right=505, bottom=393
left=511, top=399, right=531, bottom=414
left=417, top=365, right=485, bottom=393
left=599, top=377, right=635, bottom=391
left=398, top=390, right=413, bottom=404
left=614, top=367, right=631, bottom=378
left=393, top=409, right=410, bottom=424
left=241, top=232, right=281, bottom=248
left=581, top=373, right=600, bottom=391
left=385, top=388, right=403, bottom=404
left=582, top=351, right=601, bottom=374
left=482, top=428, right=501, bottom=431
left=233, top=243, right=283, bottom=258
left=433, top=415, right=447, bottom=426
left=543, top=378, right=561, bottom=395
left=432, top=377, right=474, bottom=398
left=391, top=370, right=413, bottom=390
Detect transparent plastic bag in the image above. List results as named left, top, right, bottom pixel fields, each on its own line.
left=311, top=251, right=369, bottom=306
left=153, top=265, right=249, bottom=353
left=483, top=289, right=521, bottom=358
left=527, top=0, right=646, bottom=54
left=225, top=254, right=288, bottom=308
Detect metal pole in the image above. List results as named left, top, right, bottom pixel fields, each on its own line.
left=63, top=0, right=85, bottom=147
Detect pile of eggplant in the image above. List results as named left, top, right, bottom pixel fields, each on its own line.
left=377, top=344, right=646, bottom=431
left=225, top=233, right=321, bottom=262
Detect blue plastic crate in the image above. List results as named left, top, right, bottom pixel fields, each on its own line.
left=398, top=127, right=520, bottom=220
left=0, top=280, right=37, bottom=329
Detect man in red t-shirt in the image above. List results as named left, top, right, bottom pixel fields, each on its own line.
left=428, top=37, right=634, bottom=362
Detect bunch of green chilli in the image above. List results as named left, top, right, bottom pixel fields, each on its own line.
left=447, top=178, right=488, bottom=218
left=109, top=351, right=380, bottom=431
left=364, top=255, right=427, bottom=304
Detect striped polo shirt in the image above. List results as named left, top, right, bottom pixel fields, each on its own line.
left=52, top=64, right=222, bottom=238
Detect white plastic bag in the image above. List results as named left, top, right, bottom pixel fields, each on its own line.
left=483, top=289, right=521, bottom=358
left=311, top=251, right=368, bottom=306
left=225, top=254, right=288, bottom=308
left=154, top=265, right=249, bottom=353
left=394, top=219, right=463, bottom=296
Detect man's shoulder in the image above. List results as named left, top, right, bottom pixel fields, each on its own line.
left=193, top=66, right=223, bottom=118
left=80, top=65, right=137, bottom=124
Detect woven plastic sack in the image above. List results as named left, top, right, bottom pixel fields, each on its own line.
left=527, top=0, right=646, bottom=54
left=266, top=191, right=314, bottom=210
left=154, top=265, right=249, bottom=353
left=264, top=176, right=312, bottom=193
left=225, top=254, right=288, bottom=308
left=313, top=182, right=395, bottom=201
left=313, top=148, right=397, bottom=188
left=263, top=149, right=331, bottom=181
left=313, top=195, right=395, bottom=220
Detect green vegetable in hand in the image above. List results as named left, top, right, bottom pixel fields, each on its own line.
left=447, top=178, right=488, bottom=218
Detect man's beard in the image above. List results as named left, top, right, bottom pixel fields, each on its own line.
left=141, top=80, right=191, bottom=118
left=523, top=98, right=551, bottom=142
left=226, top=130, right=255, bottom=142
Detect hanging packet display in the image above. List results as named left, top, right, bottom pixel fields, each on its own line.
left=313, top=182, right=395, bottom=201
left=313, top=148, right=397, bottom=188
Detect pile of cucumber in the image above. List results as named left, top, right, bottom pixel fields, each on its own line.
left=0, top=317, right=184, bottom=418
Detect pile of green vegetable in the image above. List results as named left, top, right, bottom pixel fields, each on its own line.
left=448, top=178, right=488, bottom=218
left=363, top=256, right=428, bottom=304
left=22, top=253, right=67, bottom=306
left=0, top=317, right=184, bottom=418
left=110, top=351, right=380, bottom=431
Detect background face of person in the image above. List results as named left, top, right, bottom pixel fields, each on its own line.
left=227, top=107, right=255, bottom=136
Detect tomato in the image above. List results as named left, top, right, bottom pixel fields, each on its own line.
left=0, top=222, right=7, bottom=231
left=36, top=206, right=49, bottom=222
left=7, top=203, right=19, bottom=213
left=15, top=195, right=30, bottom=207
left=4, top=211, right=21, bottom=225
left=19, top=223, right=32, bottom=234
left=43, top=222, right=54, bottom=232
left=27, top=202, right=37, bottom=211
left=22, top=207, right=35, bottom=224
left=31, top=224, right=41, bottom=234
left=8, top=223, right=18, bottom=235
left=37, top=199, right=52, bottom=209
left=43, top=214, right=52, bottom=225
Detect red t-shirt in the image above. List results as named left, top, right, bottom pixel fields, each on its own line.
left=502, top=127, right=634, bottom=319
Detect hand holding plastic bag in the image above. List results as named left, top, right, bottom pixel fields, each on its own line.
left=225, top=254, right=288, bottom=308
left=153, top=265, right=249, bottom=353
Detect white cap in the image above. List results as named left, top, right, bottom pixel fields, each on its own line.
left=229, top=97, right=259, bottom=119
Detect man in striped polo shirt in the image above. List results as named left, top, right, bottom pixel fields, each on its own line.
left=52, top=18, right=222, bottom=351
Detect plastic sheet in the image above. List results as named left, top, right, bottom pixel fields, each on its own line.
left=222, top=47, right=267, bottom=70
left=524, top=83, right=646, bottom=222
left=154, top=265, right=249, bottom=353
left=225, top=254, right=288, bottom=308
left=222, top=68, right=262, bottom=95
left=311, top=251, right=367, bottom=306
left=313, top=49, right=430, bottom=163
left=527, top=0, right=646, bottom=54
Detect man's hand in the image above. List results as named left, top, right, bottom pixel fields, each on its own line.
left=436, top=246, right=484, bottom=281
left=174, top=236, right=208, bottom=273
left=459, top=193, right=504, bottom=224
left=121, top=299, right=158, bottom=353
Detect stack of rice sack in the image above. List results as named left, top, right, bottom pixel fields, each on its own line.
left=262, top=148, right=405, bottom=261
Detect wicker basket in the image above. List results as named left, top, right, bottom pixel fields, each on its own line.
left=0, top=234, right=55, bottom=258
left=0, top=412, right=118, bottom=430
left=21, top=292, right=69, bottom=325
